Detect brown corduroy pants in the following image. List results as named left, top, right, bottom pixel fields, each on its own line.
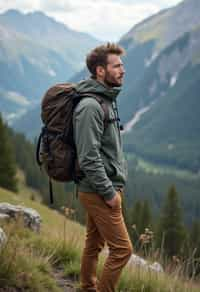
left=79, top=190, right=133, bottom=292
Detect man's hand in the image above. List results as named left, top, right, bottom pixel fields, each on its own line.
left=105, top=192, right=120, bottom=208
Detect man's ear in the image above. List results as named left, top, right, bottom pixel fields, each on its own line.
left=96, top=65, right=105, bottom=78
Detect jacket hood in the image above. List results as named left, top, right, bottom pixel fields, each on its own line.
left=76, top=78, right=121, bottom=102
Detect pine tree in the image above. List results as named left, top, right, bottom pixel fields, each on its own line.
left=157, top=185, right=186, bottom=258
left=0, top=114, right=17, bottom=192
left=129, top=199, right=153, bottom=251
left=131, top=200, right=142, bottom=230
left=140, top=200, right=152, bottom=233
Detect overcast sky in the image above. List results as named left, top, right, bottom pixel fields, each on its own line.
left=0, top=0, right=182, bottom=41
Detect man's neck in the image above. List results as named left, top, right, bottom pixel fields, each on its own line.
left=96, top=77, right=112, bottom=89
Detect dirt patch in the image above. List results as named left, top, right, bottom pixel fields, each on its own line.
left=53, top=269, right=78, bottom=291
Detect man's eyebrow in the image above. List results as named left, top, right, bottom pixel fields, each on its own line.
left=113, top=62, right=124, bottom=66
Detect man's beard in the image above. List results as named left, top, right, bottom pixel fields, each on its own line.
left=104, top=72, right=122, bottom=88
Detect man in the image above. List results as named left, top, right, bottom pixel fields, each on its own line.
left=73, top=43, right=133, bottom=292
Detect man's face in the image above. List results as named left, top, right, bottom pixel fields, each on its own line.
left=103, top=54, right=125, bottom=87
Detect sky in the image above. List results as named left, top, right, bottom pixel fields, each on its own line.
left=0, top=0, right=182, bottom=41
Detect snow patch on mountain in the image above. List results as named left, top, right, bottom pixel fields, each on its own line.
left=145, top=52, right=158, bottom=67
left=123, top=103, right=154, bottom=133
left=170, top=73, right=178, bottom=87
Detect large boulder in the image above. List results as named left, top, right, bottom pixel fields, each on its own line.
left=0, top=203, right=42, bottom=232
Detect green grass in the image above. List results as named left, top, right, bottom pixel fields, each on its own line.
left=133, top=9, right=171, bottom=51
left=0, top=211, right=83, bottom=290
left=117, top=265, right=200, bottom=292
left=0, top=222, right=61, bottom=291
left=127, top=153, right=200, bottom=180
left=0, top=176, right=84, bottom=291
left=1, top=182, right=200, bottom=291
left=64, top=260, right=80, bottom=281
left=15, top=169, right=42, bottom=202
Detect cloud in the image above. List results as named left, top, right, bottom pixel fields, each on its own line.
left=48, top=0, right=175, bottom=40
left=0, top=0, right=182, bottom=40
left=39, top=0, right=76, bottom=13
left=0, top=0, right=40, bottom=11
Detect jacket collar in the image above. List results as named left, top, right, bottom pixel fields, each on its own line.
left=76, top=78, right=121, bottom=102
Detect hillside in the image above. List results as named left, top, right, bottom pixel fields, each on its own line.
left=0, top=186, right=84, bottom=291
left=0, top=9, right=99, bottom=72
left=120, top=0, right=200, bottom=60
left=0, top=9, right=100, bottom=124
left=1, top=185, right=200, bottom=292
left=118, top=0, right=200, bottom=122
left=117, top=0, right=200, bottom=172
left=123, top=29, right=200, bottom=171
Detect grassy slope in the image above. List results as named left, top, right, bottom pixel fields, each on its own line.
left=1, top=183, right=200, bottom=291
left=0, top=185, right=85, bottom=248
left=0, top=175, right=85, bottom=291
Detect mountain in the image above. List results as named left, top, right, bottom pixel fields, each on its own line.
left=0, top=9, right=100, bottom=123
left=10, top=0, right=200, bottom=172
left=124, top=30, right=200, bottom=171
left=0, top=9, right=99, bottom=71
left=121, top=0, right=200, bottom=56
left=118, top=0, right=200, bottom=172
left=118, top=0, right=200, bottom=122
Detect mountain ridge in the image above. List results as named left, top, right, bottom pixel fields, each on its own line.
left=0, top=9, right=100, bottom=123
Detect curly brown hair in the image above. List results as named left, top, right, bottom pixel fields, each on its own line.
left=86, top=42, right=125, bottom=78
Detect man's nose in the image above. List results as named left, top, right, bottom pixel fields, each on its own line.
left=121, top=66, right=125, bottom=74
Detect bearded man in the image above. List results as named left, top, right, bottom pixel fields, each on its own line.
left=73, top=43, right=133, bottom=292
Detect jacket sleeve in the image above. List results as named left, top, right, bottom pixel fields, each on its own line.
left=73, top=98, right=116, bottom=200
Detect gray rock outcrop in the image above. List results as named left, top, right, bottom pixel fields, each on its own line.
left=0, top=203, right=41, bottom=232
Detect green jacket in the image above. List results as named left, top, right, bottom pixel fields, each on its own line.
left=73, top=78, right=127, bottom=200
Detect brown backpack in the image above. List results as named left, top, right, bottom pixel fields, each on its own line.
left=36, top=83, right=110, bottom=203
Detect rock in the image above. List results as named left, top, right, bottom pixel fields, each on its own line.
left=0, top=203, right=42, bottom=232
left=103, top=247, right=164, bottom=273
left=0, top=213, right=10, bottom=222
left=128, top=254, right=164, bottom=273
left=0, top=227, right=7, bottom=247
left=129, top=254, right=147, bottom=268
left=149, top=262, right=164, bottom=273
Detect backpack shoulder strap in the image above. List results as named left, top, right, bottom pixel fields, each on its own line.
left=79, top=93, right=110, bottom=129
left=91, top=95, right=110, bottom=129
